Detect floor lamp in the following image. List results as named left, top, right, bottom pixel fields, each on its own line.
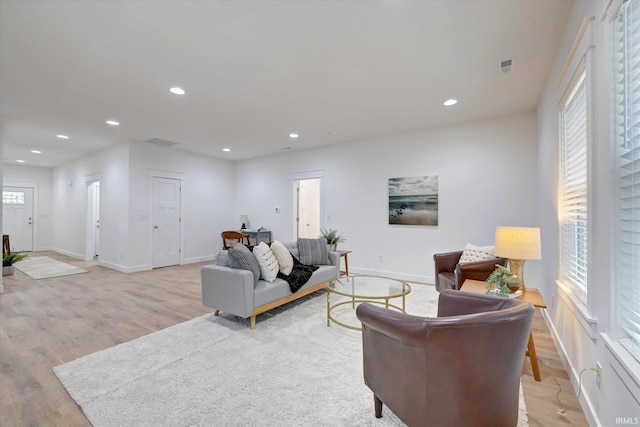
left=494, top=227, right=541, bottom=293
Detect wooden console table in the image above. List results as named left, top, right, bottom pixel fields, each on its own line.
left=241, top=230, right=272, bottom=246
left=461, top=279, right=546, bottom=382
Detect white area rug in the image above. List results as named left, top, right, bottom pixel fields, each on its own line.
left=14, top=256, right=88, bottom=279
left=54, top=284, right=527, bottom=427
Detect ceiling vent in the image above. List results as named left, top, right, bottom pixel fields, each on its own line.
left=145, top=137, right=179, bottom=147
left=499, top=59, right=513, bottom=74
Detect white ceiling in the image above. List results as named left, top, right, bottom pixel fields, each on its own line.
left=0, top=0, right=572, bottom=168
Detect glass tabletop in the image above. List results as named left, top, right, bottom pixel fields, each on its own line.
left=328, top=275, right=411, bottom=299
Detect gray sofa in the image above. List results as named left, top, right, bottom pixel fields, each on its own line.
left=201, top=241, right=339, bottom=329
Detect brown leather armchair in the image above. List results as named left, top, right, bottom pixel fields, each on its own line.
left=433, top=250, right=507, bottom=292
left=356, top=290, right=534, bottom=427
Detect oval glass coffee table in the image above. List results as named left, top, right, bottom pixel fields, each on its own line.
left=327, top=275, right=411, bottom=330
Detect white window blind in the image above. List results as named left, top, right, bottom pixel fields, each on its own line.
left=614, top=0, right=640, bottom=359
left=560, top=71, right=589, bottom=305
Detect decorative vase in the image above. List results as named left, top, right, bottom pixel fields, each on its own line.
left=2, top=265, right=14, bottom=276
left=329, top=243, right=337, bottom=252
left=507, top=274, right=521, bottom=292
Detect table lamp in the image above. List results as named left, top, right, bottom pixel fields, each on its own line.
left=494, top=226, right=541, bottom=293
left=240, top=215, right=249, bottom=230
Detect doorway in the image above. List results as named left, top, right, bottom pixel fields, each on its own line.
left=152, top=177, right=181, bottom=268
left=294, top=178, right=321, bottom=239
left=2, top=187, right=34, bottom=252
left=86, top=181, right=100, bottom=261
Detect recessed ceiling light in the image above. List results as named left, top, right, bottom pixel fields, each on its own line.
left=57, top=134, right=69, bottom=139
left=328, top=131, right=337, bottom=136
left=222, top=148, right=231, bottom=152
left=106, top=120, right=120, bottom=126
left=289, top=133, right=299, bottom=138
left=443, top=99, right=458, bottom=106
left=170, top=87, right=186, bottom=95
left=16, top=159, right=25, bottom=163
left=31, top=150, right=42, bottom=154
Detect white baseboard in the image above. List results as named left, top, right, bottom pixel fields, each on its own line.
left=182, top=255, right=217, bottom=265
left=97, top=260, right=149, bottom=273
left=542, top=311, right=602, bottom=427
left=49, top=247, right=86, bottom=260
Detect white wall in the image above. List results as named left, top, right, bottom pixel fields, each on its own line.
left=128, top=141, right=235, bottom=270
left=2, top=164, right=54, bottom=251
left=235, top=111, right=540, bottom=283
left=537, top=0, right=639, bottom=425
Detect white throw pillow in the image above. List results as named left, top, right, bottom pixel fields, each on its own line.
left=270, top=240, right=294, bottom=275
left=459, top=243, right=496, bottom=263
left=252, top=242, right=279, bottom=282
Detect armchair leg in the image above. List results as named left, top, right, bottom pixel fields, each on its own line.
left=374, top=394, right=383, bottom=418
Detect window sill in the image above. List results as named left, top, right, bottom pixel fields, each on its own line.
left=601, top=333, right=640, bottom=402
left=556, top=280, right=598, bottom=339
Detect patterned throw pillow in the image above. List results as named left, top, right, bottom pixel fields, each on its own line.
left=459, top=243, right=496, bottom=263
left=270, top=240, right=294, bottom=275
left=228, top=244, right=261, bottom=285
left=252, top=242, right=279, bottom=282
left=297, top=238, right=330, bottom=265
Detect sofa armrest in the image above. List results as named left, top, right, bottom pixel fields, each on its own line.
left=433, top=251, right=463, bottom=274
left=328, top=251, right=340, bottom=270
left=201, top=265, right=254, bottom=318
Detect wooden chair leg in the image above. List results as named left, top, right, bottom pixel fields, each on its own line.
left=527, top=331, right=542, bottom=381
left=374, top=395, right=383, bottom=418
left=250, top=315, right=256, bottom=330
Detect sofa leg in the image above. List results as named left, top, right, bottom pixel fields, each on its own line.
left=250, top=315, right=256, bottom=330
left=374, top=394, right=383, bottom=418
left=214, top=310, right=220, bottom=316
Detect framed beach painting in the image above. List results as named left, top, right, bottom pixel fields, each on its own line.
left=388, top=176, right=438, bottom=226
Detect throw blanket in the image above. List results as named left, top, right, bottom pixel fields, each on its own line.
left=277, top=255, right=319, bottom=293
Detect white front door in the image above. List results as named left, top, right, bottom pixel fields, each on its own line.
left=2, top=187, right=34, bottom=252
left=152, top=177, right=181, bottom=268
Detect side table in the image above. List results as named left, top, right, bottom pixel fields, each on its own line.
left=336, top=250, right=351, bottom=276
left=461, top=279, right=546, bottom=382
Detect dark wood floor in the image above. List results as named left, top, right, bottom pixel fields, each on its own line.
left=0, top=251, right=589, bottom=426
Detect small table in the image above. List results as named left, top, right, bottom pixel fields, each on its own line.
left=336, top=250, right=351, bottom=276
left=462, top=279, right=546, bottom=382
left=327, top=275, right=411, bottom=330
left=241, top=230, right=272, bottom=246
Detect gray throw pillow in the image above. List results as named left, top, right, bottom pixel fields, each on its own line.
left=228, top=244, right=260, bottom=285
left=297, top=237, right=330, bottom=265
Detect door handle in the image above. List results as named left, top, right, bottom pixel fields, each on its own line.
left=154, top=225, right=159, bottom=229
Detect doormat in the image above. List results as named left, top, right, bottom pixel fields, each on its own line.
left=14, top=256, right=88, bottom=279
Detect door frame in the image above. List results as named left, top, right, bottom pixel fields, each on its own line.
left=147, top=170, right=185, bottom=269
left=85, top=179, right=101, bottom=261
left=3, top=181, right=38, bottom=252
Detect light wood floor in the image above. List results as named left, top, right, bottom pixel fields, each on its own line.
left=0, top=251, right=589, bottom=426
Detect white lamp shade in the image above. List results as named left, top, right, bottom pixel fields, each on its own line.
left=495, top=227, right=541, bottom=260
left=240, top=215, right=249, bottom=229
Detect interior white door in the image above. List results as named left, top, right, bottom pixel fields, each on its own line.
left=152, top=177, right=181, bottom=268
left=2, top=187, right=34, bottom=252
left=296, top=178, right=320, bottom=238
left=86, top=181, right=100, bottom=260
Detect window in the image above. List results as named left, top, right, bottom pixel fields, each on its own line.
left=2, top=191, right=25, bottom=205
left=614, top=0, right=640, bottom=360
left=560, top=71, right=589, bottom=305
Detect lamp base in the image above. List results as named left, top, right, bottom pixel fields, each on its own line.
left=508, top=258, right=527, bottom=293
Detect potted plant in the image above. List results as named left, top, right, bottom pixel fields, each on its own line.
left=320, top=228, right=345, bottom=252
left=3, top=251, right=27, bottom=276
left=486, top=264, right=520, bottom=297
